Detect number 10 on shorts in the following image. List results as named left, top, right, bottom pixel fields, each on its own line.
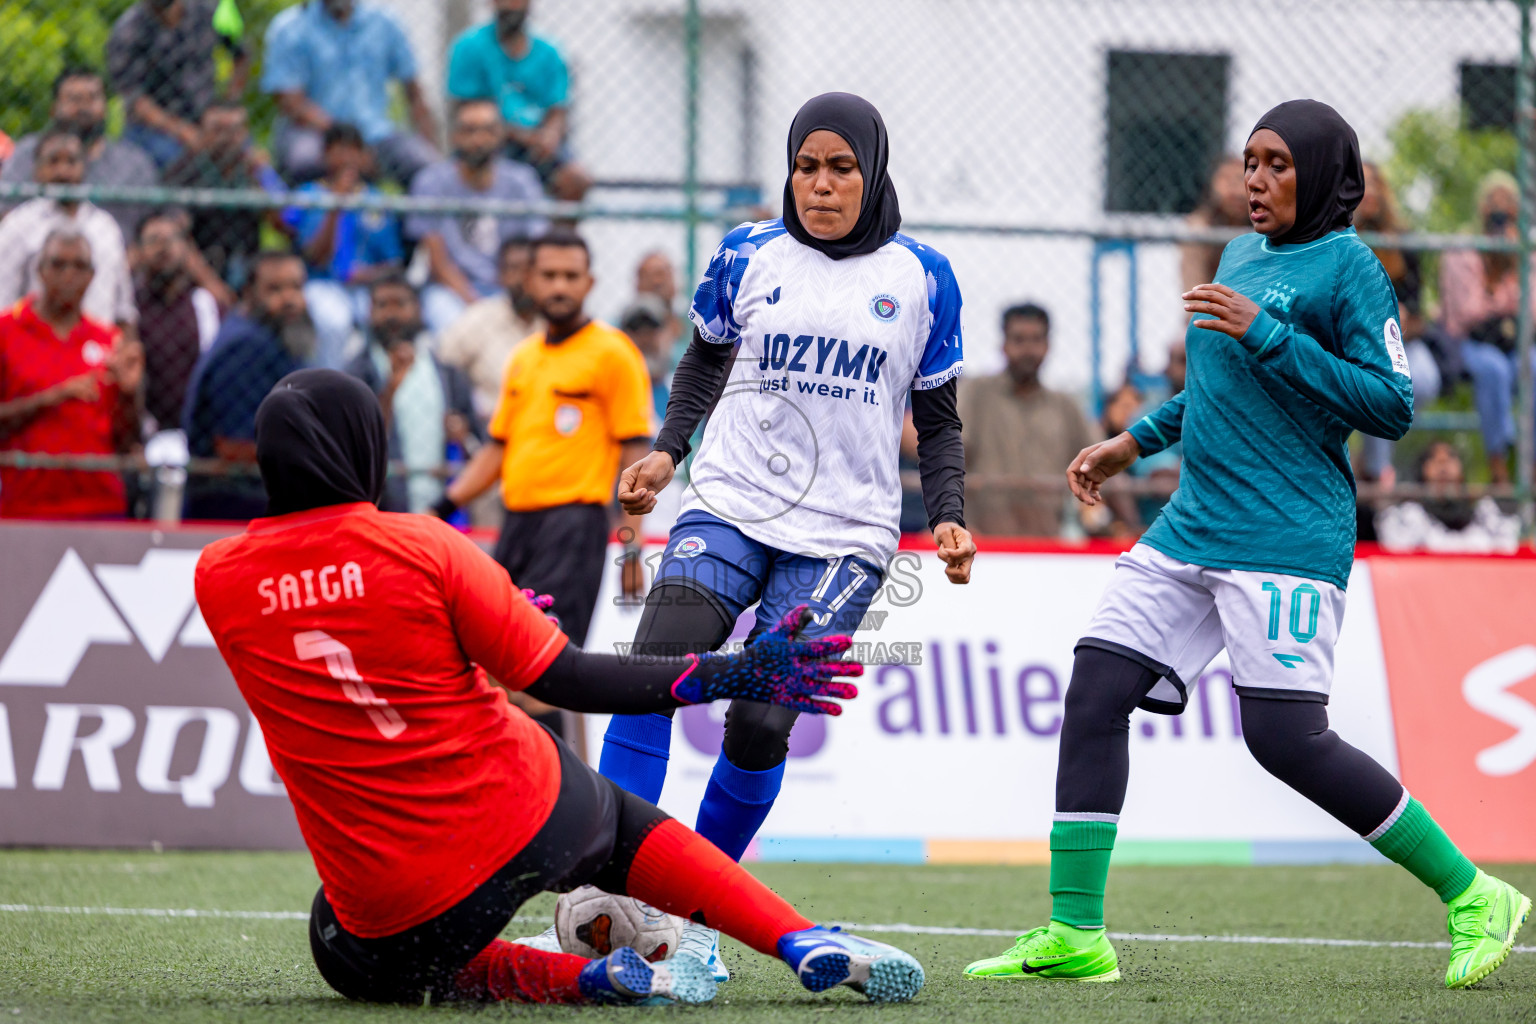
left=1262, top=582, right=1321, bottom=644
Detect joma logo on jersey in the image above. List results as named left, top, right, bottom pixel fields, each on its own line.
left=757, top=334, right=889, bottom=382
left=1259, top=284, right=1299, bottom=313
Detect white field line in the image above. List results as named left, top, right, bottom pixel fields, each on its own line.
left=2, top=905, right=1531, bottom=955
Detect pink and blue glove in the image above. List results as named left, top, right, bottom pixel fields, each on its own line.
left=522, top=588, right=560, bottom=627
left=668, top=604, right=862, bottom=715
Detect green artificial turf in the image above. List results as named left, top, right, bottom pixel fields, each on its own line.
left=1, top=851, right=1532, bottom=1022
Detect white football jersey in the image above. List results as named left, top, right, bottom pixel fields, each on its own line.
left=683, top=219, right=964, bottom=564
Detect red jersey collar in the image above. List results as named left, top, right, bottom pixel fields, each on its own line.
left=245, top=502, right=378, bottom=534
left=15, top=295, right=90, bottom=344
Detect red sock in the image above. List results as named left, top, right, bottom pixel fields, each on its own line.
left=626, top=818, right=813, bottom=957
left=452, top=939, right=588, bottom=1004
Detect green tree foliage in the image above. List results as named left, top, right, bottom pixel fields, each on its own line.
left=0, top=1, right=133, bottom=141
left=1385, top=107, right=1518, bottom=232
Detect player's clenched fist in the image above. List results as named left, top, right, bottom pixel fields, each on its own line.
left=1067, top=432, right=1141, bottom=507
left=618, top=450, right=676, bottom=515
left=934, top=522, right=976, bottom=585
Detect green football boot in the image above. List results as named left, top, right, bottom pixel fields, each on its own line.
left=963, top=925, right=1119, bottom=982
left=1445, top=871, right=1530, bottom=989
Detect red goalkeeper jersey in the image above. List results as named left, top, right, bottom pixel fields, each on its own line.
left=195, top=503, right=569, bottom=938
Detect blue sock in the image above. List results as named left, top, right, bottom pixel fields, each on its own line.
left=694, top=754, right=786, bottom=861
left=598, top=714, right=673, bottom=804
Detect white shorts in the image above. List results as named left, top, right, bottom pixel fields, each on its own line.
left=1081, top=543, right=1347, bottom=711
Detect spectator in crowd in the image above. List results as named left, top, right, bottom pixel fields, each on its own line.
left=410, top=99, right=546, bottom=333
left=0, top=129, right=137, bottom=337
left=1377, top=441, right=1519, bottom=553
left=1180, top=154, right=1247, bottom=293
left=0, top=229, right=144, bottom=519
left=1439, top=170, right=1535, bottom=485
left=634, top=249, right=686, bottom=359
left=106, top=0, right=249, bottom=170
left=435, top=232, right=653, bottom=650
left=446, top=0, right=592, bottom=200
left=0, top=67, right=158, bottom=238
left=959, top=302, right=1094, bottom=537
left=281, top=123, right=404, bottom=369
left=135, top=210, right=220, bottom=434
left=345, top=272, right=480, bottom=514
left=437, top=235, right=542, bottom=420
left=183, top=251, right=316, bottom=518
left=1080, top=381, right=1144, bottom=538
left=619, top=293, right=673, bottom=422
left=1357, top=161, right=1442, bottom=477
left=163, top=100, right=282, bottom=293
left=261, top=0, right=439, bottom=185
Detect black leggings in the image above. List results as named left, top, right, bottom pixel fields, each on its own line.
left=634, top=583, right=799, bottom=772
left=308, top=732, right=668, bottom=1004
left=1056, top=647, right=1404, bottom=836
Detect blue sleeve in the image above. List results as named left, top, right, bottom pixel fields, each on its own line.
left=542, top=41, right=570, bottom=107
left=1129, top=393, right=1185, bottom=455
left=911, top=249, right=964, bottom=390
left=687, top=221, right=781, bottom=344
left=385, top=15, right=418, bottom=82
left=1235, top=246, right=1414, bottom=440
left=445, top=31, right=483, bottom=99
left=260, top=14, right=307, bottom=94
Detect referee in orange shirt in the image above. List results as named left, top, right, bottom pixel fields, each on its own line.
left=437, top=232, right=651, bottom=648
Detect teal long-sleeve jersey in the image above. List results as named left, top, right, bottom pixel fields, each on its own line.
left=1128, top=228, right=1413, bottom=590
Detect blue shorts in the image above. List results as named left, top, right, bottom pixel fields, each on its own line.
left=654, top=511, right=883, bottom=639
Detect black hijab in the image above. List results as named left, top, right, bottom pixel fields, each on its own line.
left=255, top=369, right=388, bottom=516
left=1250, top=99, right=1364, bottom=246
left=782, top=92, right=902, bottom=259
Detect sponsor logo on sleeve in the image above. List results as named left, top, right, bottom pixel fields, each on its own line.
left=1384, top=318, right=1411, bottom=376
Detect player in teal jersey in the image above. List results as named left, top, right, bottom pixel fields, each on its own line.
left=962, top=100, right=1528, bottom=989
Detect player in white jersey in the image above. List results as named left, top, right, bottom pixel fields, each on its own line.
left=589, top=93, right=976, bottom=978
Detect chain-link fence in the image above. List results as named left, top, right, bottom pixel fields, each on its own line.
left=0, top=0, right=1533, bottom=544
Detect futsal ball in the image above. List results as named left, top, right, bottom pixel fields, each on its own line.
left=555, top=885, right=686, bottom=962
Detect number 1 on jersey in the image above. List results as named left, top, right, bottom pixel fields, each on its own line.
left=294, top=630, right=407, bottom=738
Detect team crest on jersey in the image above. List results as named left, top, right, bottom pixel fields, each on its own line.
left=672, top=536, right=707, bottom=558
left=869, top=293, right=901, bottom=323
left=80, top=340, right=108, bottom=367
left=554, top=403, right=583, bottom=435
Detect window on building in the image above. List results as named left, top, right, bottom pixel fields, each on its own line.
left=1105, top=51, right=1230, bottom=215
left=1460, top=62, right=1517, bottom=131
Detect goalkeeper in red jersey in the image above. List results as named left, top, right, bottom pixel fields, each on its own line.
left=195, top=369, right=923, bottom=1006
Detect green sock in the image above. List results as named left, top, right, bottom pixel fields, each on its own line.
left=1369, top=797, right=1478, bottom=903
left=1049, top=819, right=1117, bottom=929
left=1047, top=920, right=1105, bottom=948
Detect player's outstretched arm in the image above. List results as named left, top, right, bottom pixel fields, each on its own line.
left=523, top=605, right=862, bottom=716
left=1067, top=432, right=1141, bottom=507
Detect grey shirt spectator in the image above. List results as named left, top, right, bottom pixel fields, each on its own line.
left=107, top=0, right=248, bottom=168
left=0, top=69, right=158, bottom=237
left=407, top=158, right=546, bottom=297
